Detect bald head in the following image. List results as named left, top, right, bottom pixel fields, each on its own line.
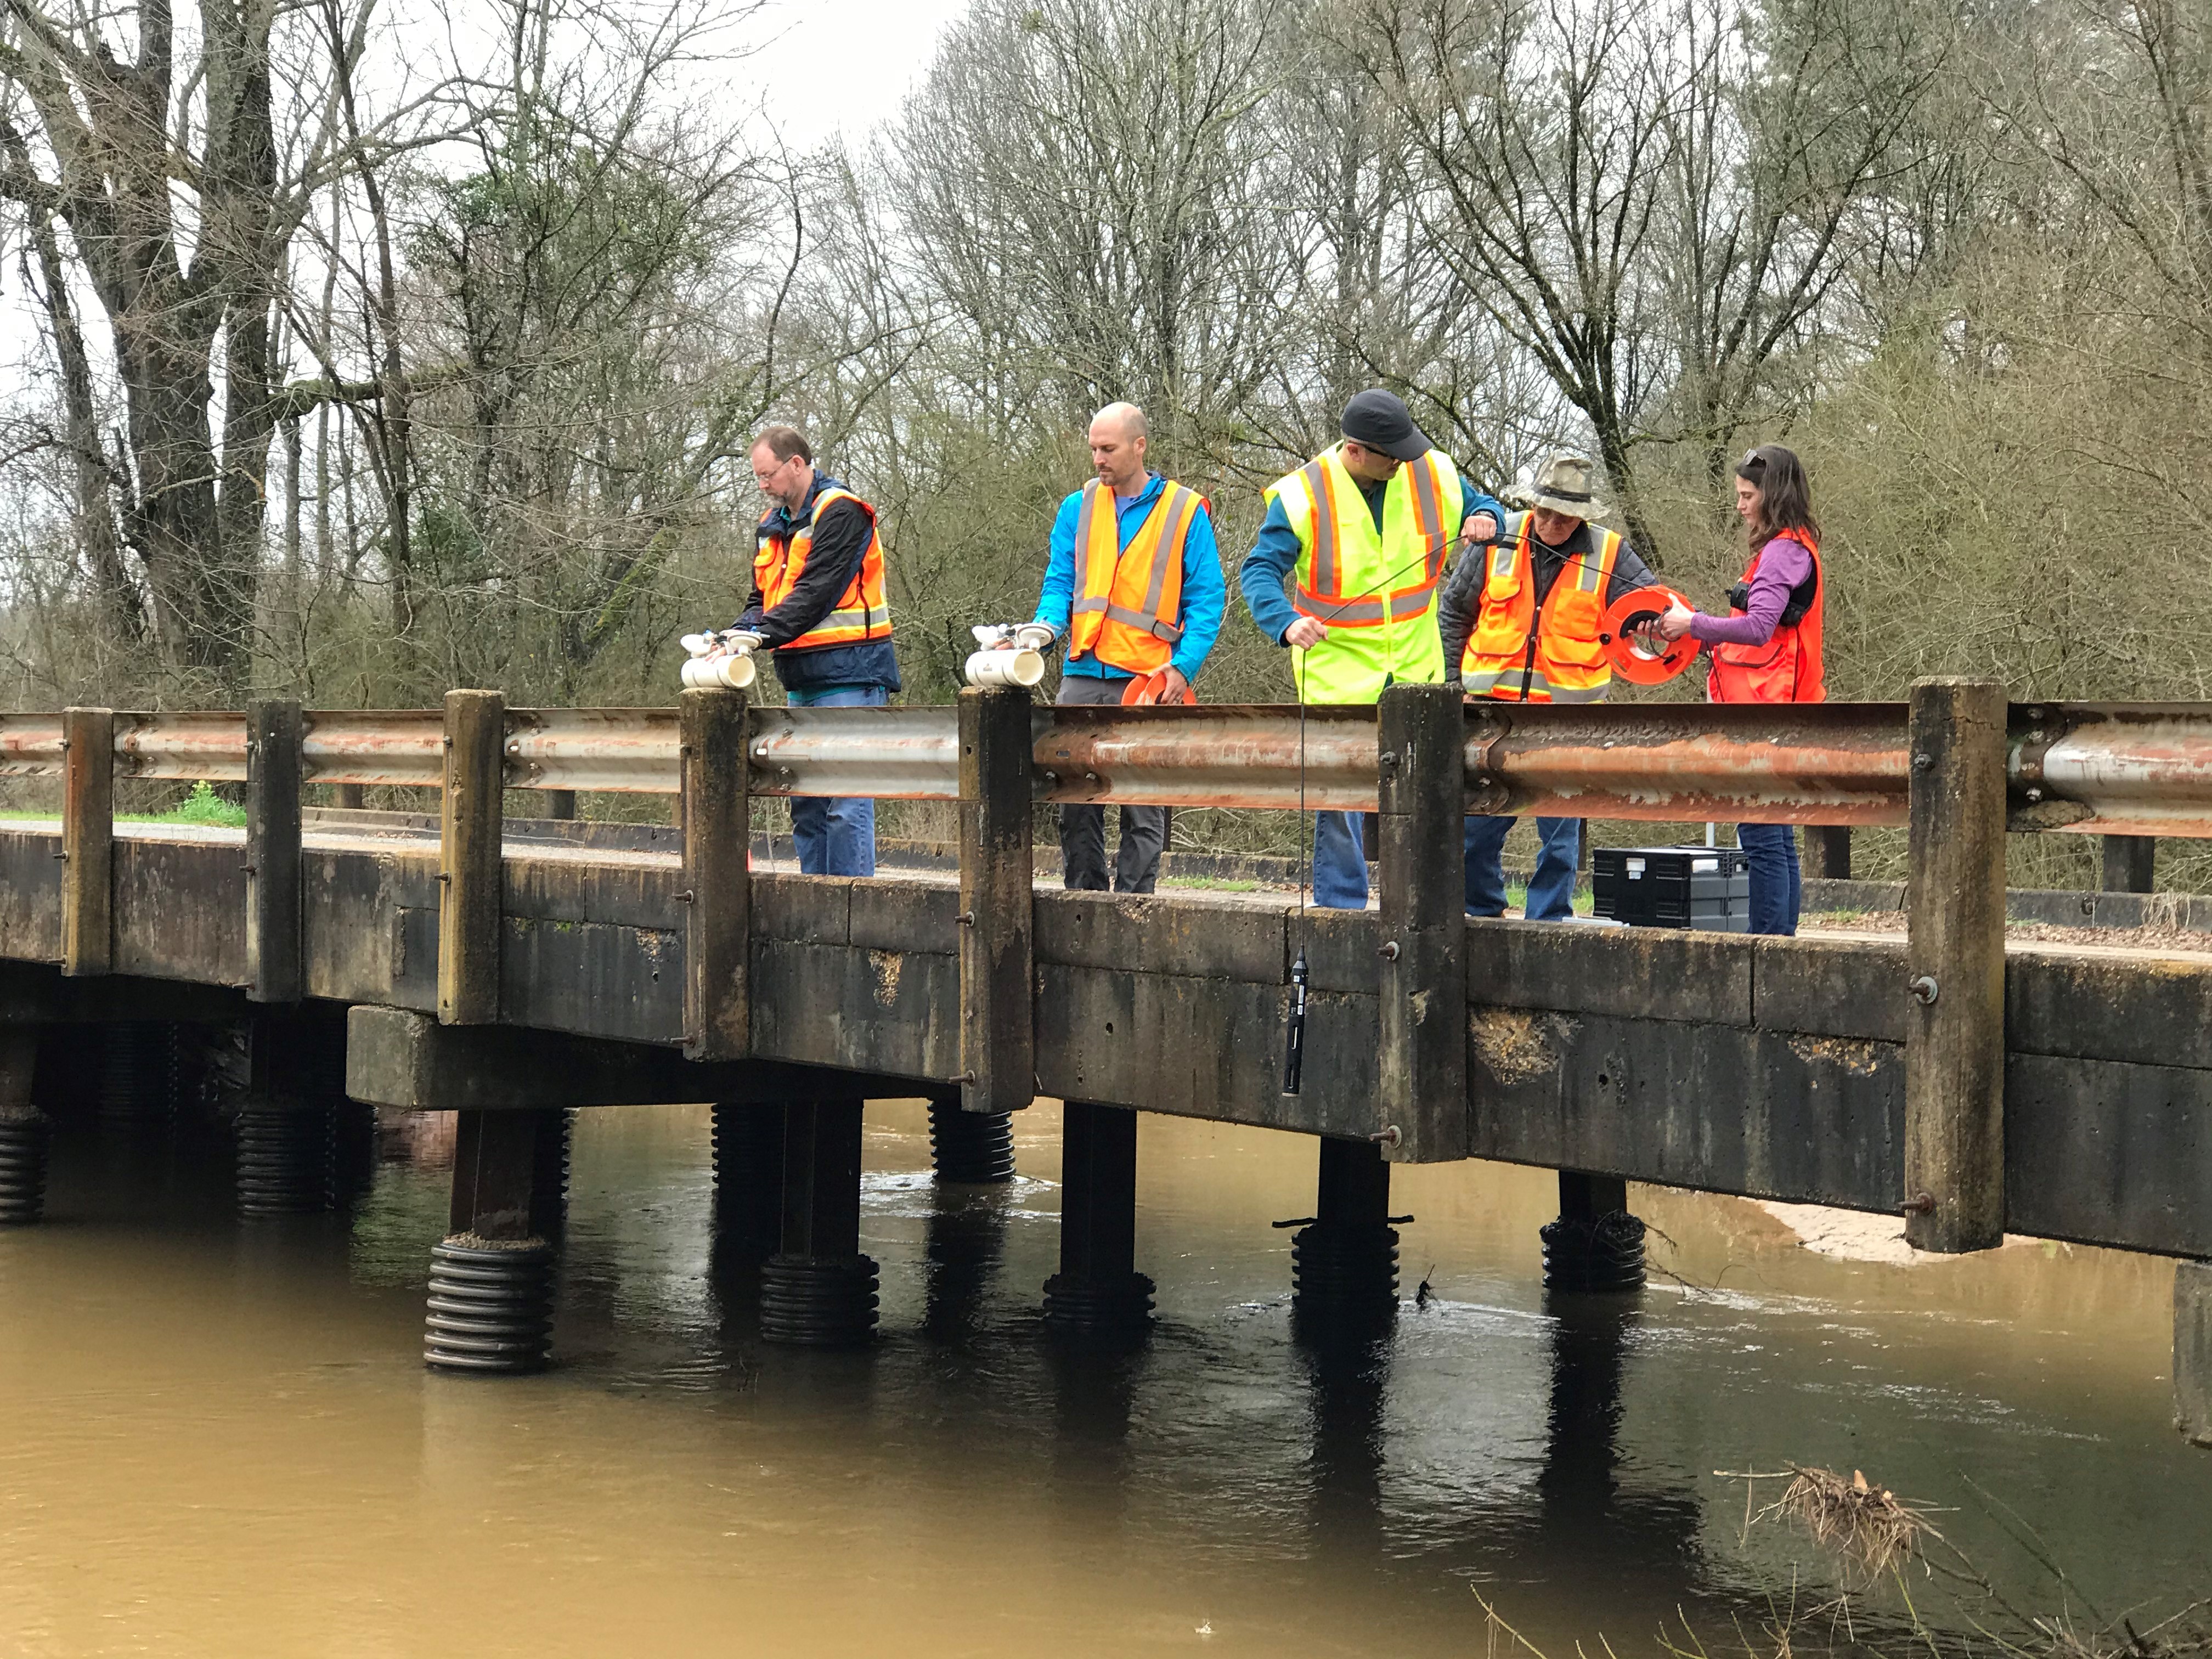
left=1087, top=402, right=1149, bottom=494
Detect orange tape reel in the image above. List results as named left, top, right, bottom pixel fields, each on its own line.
left=1119, top=669, right=1197, bottom=707
left=1599, top=586, right=1698, bottom=685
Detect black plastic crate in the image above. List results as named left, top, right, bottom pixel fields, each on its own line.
left=1590, top=844, right=1751, bottom=931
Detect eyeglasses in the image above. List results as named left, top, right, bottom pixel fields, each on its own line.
left=1740, top=448, right=1768, bottom=471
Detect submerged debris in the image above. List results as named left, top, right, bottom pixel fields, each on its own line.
left=1774, top=1466, right=1929, bottom=1579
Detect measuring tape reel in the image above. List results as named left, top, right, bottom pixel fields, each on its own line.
left=1599, top=586, right=1699, bottom=685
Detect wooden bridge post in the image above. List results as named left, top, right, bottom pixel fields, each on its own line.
left=1376, top=682, right=1468, bottom=1162
left=958, top=686, right=1034, bottom=1116
left=60, top=707, right=113, bottom=977
left=246, top=699, right=304, bottom=1005
left=438, top=690, right=505, bottom=1026
left=681, top=688, right=749, bottom=1060
left=2102, top=834, right=2156, bottom=894
left=1810, top=826, right=1852, bottom=881
left=1905, top=677, right=2008, bottom=1252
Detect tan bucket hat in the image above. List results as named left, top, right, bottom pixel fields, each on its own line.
left=1528, top=453, right=1606, bottom=520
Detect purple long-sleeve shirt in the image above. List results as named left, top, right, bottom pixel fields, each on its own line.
left=1688, top=535, right=1815, bottom=646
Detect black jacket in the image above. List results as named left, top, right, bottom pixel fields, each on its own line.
left=738, top=470, right=901, bottom=693
left=1436, top=515, right=1657, bottom=682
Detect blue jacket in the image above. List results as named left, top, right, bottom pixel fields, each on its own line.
left=737, top=470, right=902, bottom=694
left=1238, top=469, right=1506, bottom=646
left=1031, top=473, right=1227, bottom=683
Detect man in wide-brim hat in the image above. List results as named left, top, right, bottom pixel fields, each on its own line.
left=1437, top=450, right=1660, bottom=919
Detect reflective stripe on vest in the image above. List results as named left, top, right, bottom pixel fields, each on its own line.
left=1709, top=533, right=1825, bottom=704
left=1460, top=514, right=1620, bottom=703
left=754, top=485, right=894, bottom=650
left=1066, top=478, right=1200, bottom=675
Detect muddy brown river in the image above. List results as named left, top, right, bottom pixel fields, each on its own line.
left=2, top=1101, right=2205, bottom=1657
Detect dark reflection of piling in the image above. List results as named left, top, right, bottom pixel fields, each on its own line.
left=1046, top=1337, right=1141, bottom=1500
left=921, top=1187, right=1008, bottom=1344
left=1298, top=1325, right=1392, bottom=1559
left=1536, top=1295, right=1702, bottom=1581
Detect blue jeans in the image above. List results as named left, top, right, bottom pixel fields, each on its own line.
left=785, top=684, right=887, bottom=876
left=1311, top=811, right=1370, bottom=910
left=1464, top=815, right=1582, bottom=919
left=1739, top=822, right=1801, bottom=935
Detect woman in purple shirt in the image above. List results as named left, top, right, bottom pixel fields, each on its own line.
left=1651, top=445, right=1826, bottom=935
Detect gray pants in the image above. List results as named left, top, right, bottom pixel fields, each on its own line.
left=1056, top=674, right=1167, bottom=894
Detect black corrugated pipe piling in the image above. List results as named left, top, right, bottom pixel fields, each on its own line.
left=927, top=1093, right=1015, bottom=1184
left=425, top=1108, right=568, bottom=1375
left=1288, top=1136, right=1401, bottom=1336
left=1042, top=1102, right=1153, bottom=1341
left=758, top=1099, right=878, bottom=1347
left=97, top=1022, right=176, bottom=1128
left=0, top=1028, right=50, bottom=1223
left=712, top=1101, right=786, bottom=1266
left=234, top=1100, right=334, bottom=1216
left=1539, top=1172, right=1647, bottom=1294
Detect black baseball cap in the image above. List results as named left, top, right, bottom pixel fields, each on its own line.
left=1340, top=388, right=1431, bottom=462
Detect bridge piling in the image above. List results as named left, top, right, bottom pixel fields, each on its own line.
left=1289, top=1136, right=1400, bottom=1329
left=759, top=1098, right=878, bottom=1346
left=1042, top=1102, right=1152, bottom=1339
left=1905, top=678, right=2008, bottom=1252
left=0, top=1029, right=49, bottom=1223
left=928, top=1091, right=1015, bottom=1184
left=424, top=1107, right=566, bottom=1374
left=1540, top=1173, right=1647, bottom=1294
left=711, top=1101, right=787, bottom=1265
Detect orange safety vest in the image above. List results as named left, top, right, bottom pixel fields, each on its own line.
left=753, top=485, right=894, bottom=651
left=1709, top=532, right=1824, bottom=704
left=1460, top=513, right=1622, bottom=703
left=1066, top=478, right=1202, bottom=675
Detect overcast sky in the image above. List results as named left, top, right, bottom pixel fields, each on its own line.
left=744, top=0, right=969, bottom=149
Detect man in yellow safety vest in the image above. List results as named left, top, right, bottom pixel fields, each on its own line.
left=1237, top=390, right=1505, bottom=909
left=1024, top=402, right=1226, bottom=893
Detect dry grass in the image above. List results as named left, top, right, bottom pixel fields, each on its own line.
left=1771, top=1466, right=1932, bottom=1582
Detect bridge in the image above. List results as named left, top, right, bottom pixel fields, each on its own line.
left=0, top=680, right=2207, bottom=1442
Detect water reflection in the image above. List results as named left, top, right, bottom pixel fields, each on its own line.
left=920, top=1187, right=1007, bottom=1343
left=2, top=1101, right=2208, bottom=1659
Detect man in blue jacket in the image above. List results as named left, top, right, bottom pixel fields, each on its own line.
left=1026, top=402, right=1226, bottom=893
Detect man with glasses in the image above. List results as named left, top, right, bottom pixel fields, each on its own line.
left=738, top=424, right=899, bottom=876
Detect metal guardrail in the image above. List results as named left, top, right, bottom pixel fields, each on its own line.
left=10, top=698, right=2212, bottom=836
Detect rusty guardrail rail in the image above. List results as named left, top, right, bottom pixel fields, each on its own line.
left=14, top=699, right=2212, bottom=836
